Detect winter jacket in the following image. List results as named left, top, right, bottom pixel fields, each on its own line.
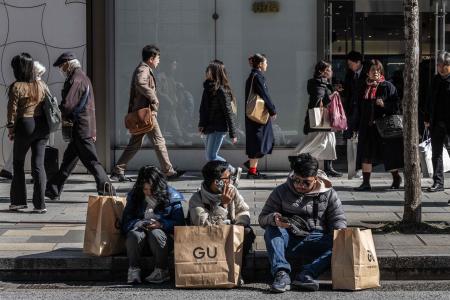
left=258, top=171, right=347, bottom=234
left=128, top=62, right=160, bottom=113
left=189, top=184, right=250, bottom=226
left=303, top=76, right=334, bottom=135
left=60, top=67, right=96, bottom=139
left=198, top=80, right=237, bottom=138
left=7, top=81, right=47, bottom=128
left=424, top=73, right=450, bottom=130
left=121, top=186, right=185, bottom=235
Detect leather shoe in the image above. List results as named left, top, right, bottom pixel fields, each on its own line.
left=426, top=184, right=444, bottom=192
left=354, top=183, right=372, bottom=191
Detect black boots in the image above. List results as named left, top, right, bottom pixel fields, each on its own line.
left=324, top=160, right=343, bottom=177
left=354, top=172, right=372, bottom=191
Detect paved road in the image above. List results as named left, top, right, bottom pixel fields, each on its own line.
left=1, top=281, right=450, bottom=300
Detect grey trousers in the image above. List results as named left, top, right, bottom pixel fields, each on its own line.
left=126, top=228, right=170, bottom=269
left=114, top=116, right=175, bottom=176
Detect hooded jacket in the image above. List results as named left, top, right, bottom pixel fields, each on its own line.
left=198, top=80, right=237, bottom=138
left=258, top=171, right=347, bottom=233
left=189, top=184, right=250, bottom=226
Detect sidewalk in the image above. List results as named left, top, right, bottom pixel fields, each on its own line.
left=0, top=172, right=450, bottom=281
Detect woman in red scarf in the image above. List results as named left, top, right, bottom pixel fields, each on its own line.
left=353, top=59, right=403, bottom=191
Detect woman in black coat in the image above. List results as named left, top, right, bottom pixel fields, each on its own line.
left=354, top=59, right=403, bottom=191
left=244, top=53, right=277, bottom=179
left=295, top=60, right=342, bottom=177
left=198, top=60, right=237, bottom=162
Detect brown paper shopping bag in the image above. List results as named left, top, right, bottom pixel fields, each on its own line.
left=174, top=225, right=244, bottom=288
left=83, top=195, right=127, bottom=256
left=332, top=228, right=380, bottom=290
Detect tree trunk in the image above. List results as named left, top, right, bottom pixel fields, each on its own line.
left=402, top=0, right=422, bottom=224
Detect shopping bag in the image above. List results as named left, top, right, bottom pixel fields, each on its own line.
left=419, top=129, right=450, bottom=178
left=332, top=228, right=380, bottom=290
left=309, top=101, right=331, bottom=130
left=328, top=92, right=348, bottom=131
left=174, top=225, right=244, bottom=288
left=83, top=190, right=126, bottom=256
left=347, top=134, right=358, bottom=179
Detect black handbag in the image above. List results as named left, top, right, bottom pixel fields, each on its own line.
left=375, top=114, right=403, bottom=138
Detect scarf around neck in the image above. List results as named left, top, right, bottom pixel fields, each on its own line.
left=364, top=75, right=385, bottom=100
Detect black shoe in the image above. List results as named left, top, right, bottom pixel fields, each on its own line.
left=45, top=190, right=59, bottom=200
left=270, top=270, right=291, bottom=293
left=325, top=169, right=343, bottom=178
left=0, top=169, right=13, bottom=180
left=292, top=272, right=319, bottom=291
left=110, top=172, right=133, bottom=182
left=167, top=170, right=185, bottom=181
left=390, top=176, right=402, bottom=190
left=427, top=184, right=444, bottom=192
left=354, top=182, right=372, bottom=191
left=242, top=160, right=250, bottom=170
left=246, top=171, right=268, bottom=179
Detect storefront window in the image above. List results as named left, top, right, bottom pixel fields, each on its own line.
left=114, top=0, right=317, bottom=148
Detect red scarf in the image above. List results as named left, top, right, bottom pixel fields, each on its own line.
left=364, top=75, right=385, bottom=100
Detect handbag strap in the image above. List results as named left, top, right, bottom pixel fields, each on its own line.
left=246, top=75, right=256, bottom=103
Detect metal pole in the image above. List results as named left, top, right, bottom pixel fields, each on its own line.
left=329, top=2, right=333, bottom=62
left=352, top=0, right=356, bottom=51
left=213, top=0, right=218, bottom=60
left=435, top=1, right=439, bottom=73
left=443, top=0, right=446, bottom=51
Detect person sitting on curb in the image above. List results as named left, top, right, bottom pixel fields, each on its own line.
left=121, top=165, right=185, bottom=284
left=259, top=153, right=347, bottom=293
left=189, top=160, right=255, bottom=281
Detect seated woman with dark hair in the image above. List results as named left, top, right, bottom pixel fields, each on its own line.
left=121, top=165, right=185, bottom=284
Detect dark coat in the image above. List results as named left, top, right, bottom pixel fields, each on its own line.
left=198, top=80, right=237, bottom=138
left=121, top=186, right=186, bottom=235
left=61, top=68, right=96, bottom=139
left=303, top=77, right=333, bottom=135
left=355, top=80, right=404, bottom=170
left=343, top=65, right=368, bottom=137
left=424, top=74, right=450, bottom=131
left=245, top=69, right=276, bottom=157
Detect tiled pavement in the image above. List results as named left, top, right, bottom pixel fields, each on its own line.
left=0, top=172, right=450, bottom=280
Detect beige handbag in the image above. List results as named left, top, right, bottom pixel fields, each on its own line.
left=246, top=76, right=269, bottom=124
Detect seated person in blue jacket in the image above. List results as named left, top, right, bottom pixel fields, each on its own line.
left=121, top=165, right=185, bottom=284
left=259, top=153, right=347, bottom=293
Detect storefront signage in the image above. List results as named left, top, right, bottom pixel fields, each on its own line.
left=252, top=1, right=280, bottom=13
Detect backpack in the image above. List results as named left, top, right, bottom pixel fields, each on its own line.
left=42, top=87, right=62, bottom=133
left=328, top=92, right=347, bottom=131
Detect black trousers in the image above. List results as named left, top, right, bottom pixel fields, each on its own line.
left=46, top=131, right=110, bottom=196
left=11, top=117, right=49, bottom=209
left=431, top=124, right=450, bottom=186
left=242, top=226, right=256, bottom=269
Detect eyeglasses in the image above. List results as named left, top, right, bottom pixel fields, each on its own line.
left=290, top=175, right=316, bottom=187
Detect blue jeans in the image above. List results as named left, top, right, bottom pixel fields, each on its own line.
left=205, top=131, right=227, bottom=161
left=263, top=226, right=333, bottom=278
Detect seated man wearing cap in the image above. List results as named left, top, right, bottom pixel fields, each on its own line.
left=259, top=153, right=347, bottom=293
left=189, top=160, right=255, bottom=281
left=46, top=52, right=113, bottom=199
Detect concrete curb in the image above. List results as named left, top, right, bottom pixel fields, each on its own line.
left=1, top=250, right=450, bottom=281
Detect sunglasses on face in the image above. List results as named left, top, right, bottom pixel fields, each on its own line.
left=290, top=175, right=316, bottom=187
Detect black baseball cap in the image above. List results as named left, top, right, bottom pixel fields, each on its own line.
left=53, top=52, right=77, bottom=67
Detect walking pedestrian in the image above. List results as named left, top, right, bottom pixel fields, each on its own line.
left=7, top=53, right=50, bottom=212
left=243, top=53, right=277, bottom=179
left=424, top=50, right=450, bottom=192
left=122, top=165, right=185, bottom=284
left=198, top=60, right=238, bottom=162
left=110, top=45, right=184, bottom=182
left=294, top=60, right=342, bottom=177
left=45, top=52, right=113, bottom=200
left=354, top=59, right=403, bottom=191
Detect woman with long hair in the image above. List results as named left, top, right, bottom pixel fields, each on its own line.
left=294, top=60, right=342, bottom=177
left=198, top=59, right=237, bottom=161
left=7, top=53, right=50, bottom=213
left=244, top=53, right=277, bottom=179
left=121, top=165, right=185, bottom=284
left=354, top=59, right=403, bottom=191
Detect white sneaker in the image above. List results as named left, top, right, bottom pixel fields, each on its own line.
left=127, top=267, right=141, bottom=284
left=9, top=205, right=27, bottom=211
left=145, top=268, right=170, bottom=283
left=33, top=208, right=47, bottom=214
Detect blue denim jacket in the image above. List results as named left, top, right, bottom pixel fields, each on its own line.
left=121, top=186, right=186, bottom=235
